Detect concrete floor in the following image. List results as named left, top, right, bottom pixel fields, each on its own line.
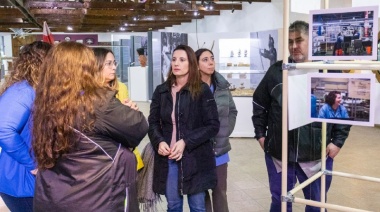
left=1, top=101, right=379, bottom=212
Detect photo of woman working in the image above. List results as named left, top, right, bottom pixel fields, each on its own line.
left=318, top=91, right=349, bottom=119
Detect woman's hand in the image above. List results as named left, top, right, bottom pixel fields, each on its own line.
left=169, top=139, right=185, bottom=161
left=122, top=98, right=139, bottom=111
left=31, top=169, right=38, bottom=175
left=158, top=142, right=171, bottom=156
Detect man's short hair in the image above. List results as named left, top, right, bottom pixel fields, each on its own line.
left=289, top=20, right=309, bottom=36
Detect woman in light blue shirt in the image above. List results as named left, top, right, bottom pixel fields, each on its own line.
left=318, top=91, right=349, bottom=119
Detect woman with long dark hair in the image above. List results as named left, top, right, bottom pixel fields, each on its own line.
left=148, top=44, right=220, bottom=211
left=0, top=41, right=52, bottom=212
left=32, top=42, right=148, bottom=211
left=195, top=48, right=238, bottom=212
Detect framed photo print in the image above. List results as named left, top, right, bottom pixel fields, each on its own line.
left=309, top=6, right=378, bottom=61
left=308, top=73, right=376, bottom=126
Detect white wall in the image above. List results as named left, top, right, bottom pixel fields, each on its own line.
left=98, top=32, right=147, bottom=42
left=163, top=0, right=380, bottom=127
left=163, top=0, right=283, bottom=34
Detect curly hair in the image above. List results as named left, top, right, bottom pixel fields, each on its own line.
left=325, top=91, right=341, bottom=106
left=166, top=44, right=202, bottom=99
left=0, top=41, right=52, bottom=95
left=33, top=42, right=105, bottom=169
left=92, top=47, right=119, bottom=90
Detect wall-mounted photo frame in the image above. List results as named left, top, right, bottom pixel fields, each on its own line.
left=309, top=6, right=378, bottom=61
left=308, top=73, right=376, bottom=126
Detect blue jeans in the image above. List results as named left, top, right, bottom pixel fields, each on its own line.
left=265, top=153, right=333, bottom=212
left=0, top=192, right=33, bottom=212
left=166, top=159, right=206, bottom=212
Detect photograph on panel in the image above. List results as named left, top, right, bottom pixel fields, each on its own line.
left=309, top=6, right=378, bottom=61
left=161, top=32, right=187, bottom=81
left=250, top=29, right=279, bottom=72
left=308, top=73, right=376, bottom=126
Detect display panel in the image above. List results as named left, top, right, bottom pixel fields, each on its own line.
left=309, top=6, right=378, bottom=61
left=308, top=73, right=376, bottom=126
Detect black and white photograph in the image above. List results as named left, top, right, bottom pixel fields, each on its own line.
left=161, top=32, right=187, bottom=81
left=250, top=29, right=279, bottom=72
left=309, top=6, right=378, bottom=60
left=308, top=73, right=376, bottom=126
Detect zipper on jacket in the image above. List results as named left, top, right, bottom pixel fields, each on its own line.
left=176, top=91, right=184, bottom=195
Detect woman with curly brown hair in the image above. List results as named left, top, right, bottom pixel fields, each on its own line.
left=0, top=41, right=52, bottom=212
left=32, top=42, right=148, bottom=211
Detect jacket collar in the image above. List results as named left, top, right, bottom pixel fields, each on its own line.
left=158, top=81, right=190, bottom=93
left=212, top=72, right=230, bottom=89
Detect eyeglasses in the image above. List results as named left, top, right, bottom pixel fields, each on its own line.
left=104, top=60, right=118, bottom=67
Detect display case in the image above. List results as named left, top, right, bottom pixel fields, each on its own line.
left=218, top=38, right=265, bottom=97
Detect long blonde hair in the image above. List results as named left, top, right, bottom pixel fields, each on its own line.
left=33, top=42, right=104, bottom=169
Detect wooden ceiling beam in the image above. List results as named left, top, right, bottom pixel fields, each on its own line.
left=83, top=9, right=218, bottom=16
left=0, top=18, right=24, bottom=23
left=30, top=8, right=83, bottom=16
left=7, top=0, right=42, bottom=28
left=0, top=8, right=23, bottom=15
left=26, top=1, right=241, bottom=11
left=25, top=1, right=83, bottom=9
left=31, top=10, right=218, bottom=19
left=63, top=26, right=165, bottom=32
left=34, top=13, right=201, bottom=21
left=0, top=23, right=39, bottom=28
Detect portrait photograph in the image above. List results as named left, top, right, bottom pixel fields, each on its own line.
left=308, top=73, right=376, bottom=126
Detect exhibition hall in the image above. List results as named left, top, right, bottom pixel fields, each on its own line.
left=1, top=0, right=380, bottom=211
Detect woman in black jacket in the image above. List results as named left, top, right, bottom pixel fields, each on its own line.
left=148, top=45, right=220, bottom=211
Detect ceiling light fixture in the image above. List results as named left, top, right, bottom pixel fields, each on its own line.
left=119, top=26, right=126, bottom=31
left=67, top=26, right=73, bottom=31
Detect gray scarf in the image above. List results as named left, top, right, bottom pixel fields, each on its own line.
left=137, top=143, right=161, bottom=212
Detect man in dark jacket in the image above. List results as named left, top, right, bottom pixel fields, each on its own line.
left=252, top=20, right=350, bottom=212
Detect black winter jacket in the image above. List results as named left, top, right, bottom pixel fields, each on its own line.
left=212, top=72, right=237, bottom=156
left=148, top=82, right=220, bottom=195
left=34, top=90, right=148, bottom=212
left=252, top=60, right=351, bottom=162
